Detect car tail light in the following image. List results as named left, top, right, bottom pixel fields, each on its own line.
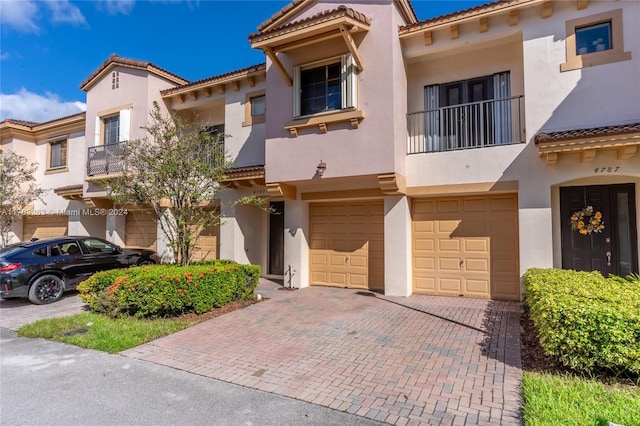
left=0, top=263, right=21, bottom=272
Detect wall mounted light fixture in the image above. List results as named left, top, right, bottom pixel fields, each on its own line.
left=316, top=160, right=327, bottom=177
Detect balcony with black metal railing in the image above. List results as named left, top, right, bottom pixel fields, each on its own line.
left=86, top=141, right=128, bottom=177
left=86, top=139, right=227, bottom=177
left=407, top=96, right=525, bottom=154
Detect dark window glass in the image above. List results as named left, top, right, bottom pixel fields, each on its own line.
left=103, top=116, right=120, bottom=145
left=49, top=140, right=67, bottom=169
left=576, top=21, right=612, bottom=55
left=301, top=62, right=341, bottom=115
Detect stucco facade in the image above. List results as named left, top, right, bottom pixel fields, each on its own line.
left=1, top=0, right=638, bottom=300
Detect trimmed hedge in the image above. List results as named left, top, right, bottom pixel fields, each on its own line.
left=78, top=260, right=260, bottom=319
left=523, top=268, right=640, bottom=376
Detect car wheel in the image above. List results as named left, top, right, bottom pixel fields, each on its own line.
left=28, top=275, right=65, bottom=305
left=137, top=259, right=156, bottom=266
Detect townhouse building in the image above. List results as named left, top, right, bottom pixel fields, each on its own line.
left=1, top=0, right=638, bottom=301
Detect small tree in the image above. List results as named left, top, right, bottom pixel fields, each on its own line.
left=109, top=102, right=249, bottom=265
left=0, top=151, right=46, bottom=247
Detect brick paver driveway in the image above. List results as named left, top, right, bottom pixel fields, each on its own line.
left=124, top=280, right=522, bottom=425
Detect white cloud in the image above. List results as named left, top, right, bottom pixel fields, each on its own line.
left=0, top=0, right=40, bottom=34
left=98, top=0, right=136, bottom=15
left=0, top=88, right=86, bottom=123
left=44, top=1, right=87, bottom=26
left=0, top=51, right=10, bottom=60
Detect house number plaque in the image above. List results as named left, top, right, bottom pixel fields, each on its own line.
left=593, top=166, right=620, bottom=174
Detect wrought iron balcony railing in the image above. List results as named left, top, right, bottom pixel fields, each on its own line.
left=86, top=141, right=128, bottom=177
left=86, top=140, right=227, bottom=177
left=407, top=95, right=525, bottom=154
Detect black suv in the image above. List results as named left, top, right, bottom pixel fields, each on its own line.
left=0, top=236, right=160, bottom=304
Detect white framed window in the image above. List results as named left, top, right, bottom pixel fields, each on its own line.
left=293, top=54, right=357, bottom=118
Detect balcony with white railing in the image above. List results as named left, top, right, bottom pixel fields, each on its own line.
left=407, top=96, right=525, bottom=155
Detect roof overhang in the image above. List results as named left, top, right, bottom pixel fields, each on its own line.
left=0, top=113, right=85, bottom=142
left=54, top=184, right=84, bottom=201
left=250, top=6, right=371, bottom=86
left=535, top=122, right=640, bottom=165
left=161, top=64, right=266, bottom=110
left=399, top=0, right=543, bottom=38
left=80, top=54, right=188, bottom=92
left=221, top=165, right=266, bottom=188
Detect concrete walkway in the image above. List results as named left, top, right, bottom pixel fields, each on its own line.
left=123, top=279, right=523, bottom=425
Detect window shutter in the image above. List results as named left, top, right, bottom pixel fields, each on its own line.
left=342, top=54, right=356, bottom=109
left=293, top=65, right=301, bottom=117
left=119, top=109, right=130, bottom=142
left=94, top=117, right=100, bottom=146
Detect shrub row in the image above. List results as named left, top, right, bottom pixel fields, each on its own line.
left=78, top=260, right=260, bottom=319
left=523, top=268, right=640, bottom=376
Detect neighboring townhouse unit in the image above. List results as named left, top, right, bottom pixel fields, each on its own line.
left=1, top=0, right=638, bottom=301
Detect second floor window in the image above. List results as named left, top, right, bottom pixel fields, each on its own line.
left=103, top=115, right=120, bottom=145
left=576, top=21, right=612, bottom=55
left=49, top=139, right=67, bottom=169
left=293, top=54, right=356, bottom=118
left=251, top=95, right=266, bottom=117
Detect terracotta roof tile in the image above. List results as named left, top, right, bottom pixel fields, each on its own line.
left=249, top=5, right=371, bottom=44
left=80, top=54, right=188, bottom=91
left=1, top=118, right=40, bottom=128
left=535, top=122, right=640, bottom=144
left=257, top=0, right=306, bottom=32
left=1, top=111, right=85, bottom=128
left=54, top=184, right=84, bottom=193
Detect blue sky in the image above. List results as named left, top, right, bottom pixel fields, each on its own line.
left=0, top=0, right=487, bottom=122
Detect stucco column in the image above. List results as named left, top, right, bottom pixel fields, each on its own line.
left=518, top=184, right=553, bottom=277
left=283, top=198, right=309, bottom=289
left=384, top=195, right=412, bottom=296
left=105, top=212, right=125, bottom=246
left=156, top=209, right=173, bottom=263
left=219, top=190, right=240, bottom=262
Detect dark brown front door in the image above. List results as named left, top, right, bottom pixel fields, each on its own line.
left=268, top=202, right=284, bottom=275
left=560, top=184, right=638, bottom=277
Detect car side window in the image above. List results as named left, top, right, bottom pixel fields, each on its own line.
left=60, top=242, right=81, bottom=255
left=82, top=238, right=115, bottom=254
left=50, top=245, right=62, bottom=256
left=33, top=247, right=48, bottom=256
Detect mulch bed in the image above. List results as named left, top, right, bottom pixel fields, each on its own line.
left=173, top=299, right=264, bottom=324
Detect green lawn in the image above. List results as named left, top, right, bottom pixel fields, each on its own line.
left=17, top=312, right=193, bottom=353
left=522, top=371, right=640, bottom=426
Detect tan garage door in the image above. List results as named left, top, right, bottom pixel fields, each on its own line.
left=192, top=222, right=219, bottom=262
left=309, top=200, right=384, bottom=291
left=22, top=215, right=68, bottom=241
left=125, top=211, right=157, bottom=251
left=412, top=194, right=519, bottom=300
